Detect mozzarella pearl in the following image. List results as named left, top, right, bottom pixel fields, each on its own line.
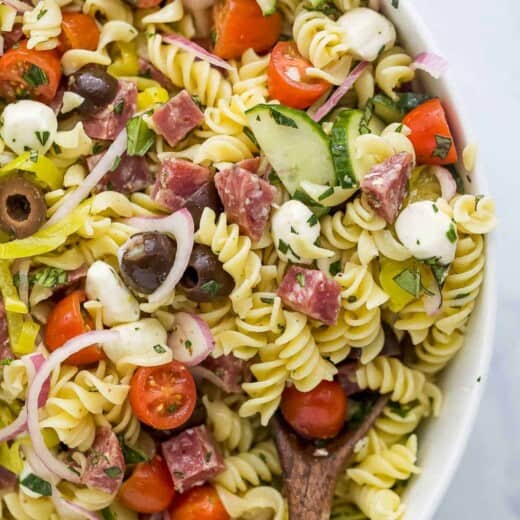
left=338, top=8, right=397, bottom=62
left=271, top=200, right=320, bottom=264
left=395, top=201, right=458, bottom=265
left=0, top=100, right=57, bottom=155
left=85, top=261, right=140, bottom=327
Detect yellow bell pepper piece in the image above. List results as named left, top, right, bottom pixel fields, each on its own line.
left=0, top=202, right=89, bottom=259
left=4, top=297, right=28, bottom=314
left=0, top=151, right=63, bottom=190
left=379, top=258, right=419, bottom=312
left=14, top=320, right=40, bottom=355
left=108, top=41, right=139, bottom=77
left=0, top=440, right=23, bottom=474
left=138, top=86, right=169, bottom=110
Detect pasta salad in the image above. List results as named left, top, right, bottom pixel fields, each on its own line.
left=0, top=0, right=497, bottom=518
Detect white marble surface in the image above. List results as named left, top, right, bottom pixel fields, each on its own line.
left=411, top=1, right=520, bottom=518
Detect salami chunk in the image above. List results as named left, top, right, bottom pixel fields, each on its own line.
left=361, top=152, right=413, bottom=224
left=336, top=362, right=361, bottom=396
left=278, top=266, right=341, bottom=325
left=88, top=153, right=151, bottom=194
left=83, top=81, right=137, bottom=141
left=81, top=427, right=125, bottom=494
left=152, top=158, right=210, bottom=212
left=152, top=90, right=204, bottom=147
left=0, top=300, right=12, bottom=362
left=161, top=425, right=224, bottom=493
left=201, top=354, right=252, bottom=393
left=138, top=58, right=173, bottom=91
left=214, top=166, right=275, bottom=241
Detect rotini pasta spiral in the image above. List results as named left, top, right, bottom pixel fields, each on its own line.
left=83, top=0, right=133, bottom=22
left=394, top=299, right=435, bottom=345
left=375, top=47, right=415, bottom=101
left=345, top=483, right=404, bottom=520
left=450, top=195, right=497, bottom=235
left=23, top=0, right=62, bottom=51
left=1, top=490, right=58, bottom=520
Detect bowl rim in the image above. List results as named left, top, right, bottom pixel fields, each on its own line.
left=381, top=1, right=497, bottom=518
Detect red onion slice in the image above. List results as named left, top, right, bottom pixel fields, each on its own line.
left=431, top=165, right=457, bottom=201
left=26, top=330, right=119, bottom=483
left=311, top=62, right=369, bottom=122
left=168, top=312, right=215, bottom=366
left=411, top=52, right=448, bottom=79
left=124, top=209, right=194, bottom=306
left=0, top=408, right=28, bottom=444
left=162, top=33, right=233, bottom=71
left=190, top=365, right=229, bottom=392
left=46, top=129, right=128, bottom=227
left=423, top=281, right=442, bottom=316
left=53, top=495, right=101, bottom=520
left=1, top=0, right=31, bottom=12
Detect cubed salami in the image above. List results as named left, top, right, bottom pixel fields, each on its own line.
left=361, top=152, right=413, bottom=224
left=87, top=153, right=151, bottom=194
left=236, top=157, right=261, bottom=173
left=214, top=166, right=275, bottom=241
left=81, top=427, right=125, bottom=494
left=278, top=266, right=341, bottom=326
left=0, top=300, right=12, bottom=362
left=152, top=158, right=210, bottom=212
left=201, top=354, right=252, bottom=393
left=83, top=81, right=137, bottom=141
left=336, top=362, right=361, bottom=396
left=152, top=90, right=204, bottom=147
left=3, top=25, right=23, bottom=51
left=161, top=425, right=224, bottom=493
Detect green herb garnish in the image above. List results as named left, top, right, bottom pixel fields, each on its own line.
left=22, top=64, right=48, bottom=88
left=432, top=134, right=452, bottom=160
left=269, top=107, right=297, bottom=128
left=393, top=267, right=421, bottom=297
left=126, top=116, right=154, bottom=156
left=20, top=474, right=52, bottom=496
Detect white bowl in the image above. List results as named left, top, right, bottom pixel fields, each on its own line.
left=380, top=1, right=497, bottom=518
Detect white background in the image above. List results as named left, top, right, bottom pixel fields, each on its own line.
left=412, top=1, right=520, bottom=518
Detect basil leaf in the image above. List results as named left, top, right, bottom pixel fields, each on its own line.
left=318, top=186, right=334, bottom=201
left=22, top=64, right=48, bottom=88
left=260, top=296, right=274, bottom=304
left=126, top=117, right=154, bottom=156
left=446, top=223, right=457, bottom=243
left=200, top=280, right=223, bottom=298
left=35, top=130, right=50, bottom=146
left=359, top=99, right=374, bottom=135
left=104, top=466, right=122, bottom=479
left=120, top=441, right=148, bottom=465
left=296, top=272, right=305, bottom=287
left=329, top=260, right=341, bottom=276
left=393, top=267, right=421, bottom=297
left=32, top=267, right=67, bottom=288
left=432, top=134, right=453, bottom=160
left=153, top=344, right=166, bottom=353
left=20, top=474, right=52, bottom=496
left=269, top=108, right=297, bottom=128
left=307, top=214, right=319, bottom=226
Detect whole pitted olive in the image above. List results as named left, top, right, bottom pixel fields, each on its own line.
left=70, top=64, right=118, bottom=115
left=180, top=244, right=234, bottom=302
left=119, top=232, right=176, bottom=294
left=0, top=176, right=46, bottom=239
left=184, top=181, right=223, bottom=228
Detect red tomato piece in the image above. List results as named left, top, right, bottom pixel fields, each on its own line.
left=119, top=455, right=175, bottom=513
left=213, top=0, right=281, bottom=59
left=44, top=290, right=105, bottom=366
left=0, top=41, right=61, bottom=103
left=403, top=98, right=458, bottom=165
left=129, top=361, right=196, bottom=430
left=281, top=380, right=347, bottom=440
left=169, top=485, right=229, bottom=520
left=268, top=41, right=331, bottom=109
left=59, top=13, right=100, bottom=53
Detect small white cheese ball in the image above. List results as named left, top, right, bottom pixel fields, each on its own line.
left=102, top=318, right=172, bottom=368
left=338, top=8, right=397, bottom=62
left=271, top=200, right=320, bottom=264
left=85, top=261, right=140, bottom=327
left=395, top=201, right=458, bottom=265
left=0, top=100, right=57, bottom=155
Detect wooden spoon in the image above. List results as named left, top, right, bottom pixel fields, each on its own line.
left=272, top=395, right=389, bottom=520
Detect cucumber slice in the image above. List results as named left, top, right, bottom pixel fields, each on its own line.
left=373, top=93, right=432, bottom=124
left=246, top=104, right=336, bottom=196
left=254, top=0, right=277, bottom=15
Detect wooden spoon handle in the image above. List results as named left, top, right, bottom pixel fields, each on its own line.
left=273, top=395, right=389, bottom=519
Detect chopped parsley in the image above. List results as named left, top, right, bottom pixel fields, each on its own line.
left=296, top=272, right=306, bottom=287
left=446, top=223, right=457, bottom=243
left=110, top=156, right=121, bottom=171
left=290, top=225, right=298, bottom=234
left=454, top=292, right=470, bottom=300
left=0, top=358, right=13, bottom=366
left=167, top=403, right=178, bottom=413
left=204, top=451, right=212, bottom=463
left=388, top=400, right=417, bottom=418
left=36, top=7, right=48, bottom=19
left=35, top=130, right=50, bottom=146
left=22, top=64, right=48, bottom=88
left=393, top=267, right=421, bottom=297
left=475, top=194, right=484, bottom=210
left=119, top=437, right=148, bottom=465
left=153, top=344, right=166, bottom=353
left=104, top=466, right=123, bottom=479
left=477, top=376, right=482, bottom=383
left=432, top=203, right=439, bottom=213
left=391, top=0, right=399, bottom=7
left=318, top=186, right=335, bottom=201
left=329, top=260, right=341, bottom=276
left=278, top=239, right=300, bottom=260
left=359, top=99, right=374, bottom=135
left=126, top=116, right=154, bottom=156
left=307, top=214, right=319, bottom=226
left=32, top=266, right=67, bottom=288
left=52, top=142, right=62, bottom=155
left=20, top=474, right=52, bottom=496
left=432, top=134, right=453, bottom=160
left=29, top=150, right=38, bottom=163
left=347, top=295, right=357, bottom=303
left=173, top=471, right=185, bottom=479
left=200, top=280, right=223, bottom=298
left=261, top=296, right=274, bottom=304
left=113, top=98, right=125, bottom=115
left=269, top=107, right=297, bottom=128
left=184, top=340, right=193, bottom=354
left=243, top=127, right=258, bottom=147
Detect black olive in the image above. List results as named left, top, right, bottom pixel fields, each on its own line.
left=70, top=65, right=118, bottom=115
left=184, top=181, right=223, bottom=228
left=0, top=176, right=46, bottom=239
left=180, top=244, right=234, bottom=302
left=119, top=232, right=176, bottom=294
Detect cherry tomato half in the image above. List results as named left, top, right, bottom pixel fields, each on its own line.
left=169, top=485, right=229, bottom=520
left=119, top=455, right=175, bottom=513
left=44, top=290, right=105, bottom=366
left=268, top=41, right=331, bottom=109
left=281, top=380, right=347, bottom=440
left=0, top=41, right=61, bottom=103
left=59, top=13, right=100, bottom=53
left=402, top=98, right=458, bottom=165
left=213, top=0, right=281, bottom=59
left=129, top=361, right=196, bottom=430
